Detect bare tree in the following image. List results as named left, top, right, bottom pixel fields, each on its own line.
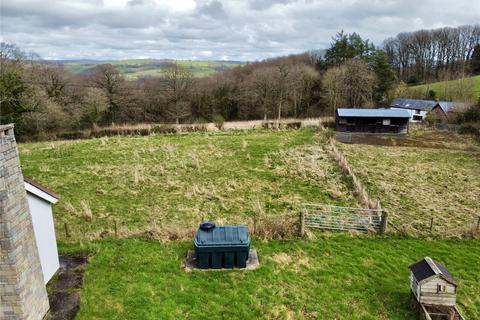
left=287, top=64, right=318, bottom=118
left=323, top=66, right=346, bottom=115
left=161, top=63, right=193, bottom=124
left=89, top=64, right=125, bottom=123
left=322, top=58, right=376, bottom=112
left=383, top=24, right=480, bottom=83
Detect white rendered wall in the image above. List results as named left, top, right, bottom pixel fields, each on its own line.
left=390, top=107, right=427, bottom=122
left=27, top=194, right=60, bottom=284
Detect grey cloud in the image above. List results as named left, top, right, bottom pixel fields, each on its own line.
left=1, top=0, right=479, bottom=60
left=197, top=0, right=226, bottom=18
left=248, top=0, right=296, bottom=11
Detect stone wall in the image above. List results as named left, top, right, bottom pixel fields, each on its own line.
left=0, top=124, right=49, bottom=319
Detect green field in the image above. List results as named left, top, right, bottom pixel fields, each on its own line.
left=58, top=59, right=244, bottom=79
left=19, top=129, right=356, bottom=242
left=19, top=128, right=480, bottom=319
left=338, top=129, right=480, bottom=237
left=409, top=75, right=480, bottom=100
left=65, top=236, right=480, bottom=319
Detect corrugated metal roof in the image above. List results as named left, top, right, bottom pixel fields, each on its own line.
left=337, top=108, right=411, bottom=118
left=409, top=257, right=457, bottom=286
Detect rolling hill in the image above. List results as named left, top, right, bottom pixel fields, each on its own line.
left=53, top=59, right=245, bottom=79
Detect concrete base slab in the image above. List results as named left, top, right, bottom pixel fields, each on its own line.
left=183, top=249, right=260, bottom=272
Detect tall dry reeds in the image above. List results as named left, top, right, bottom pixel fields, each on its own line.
left=328, top=139, right=381, bottom=211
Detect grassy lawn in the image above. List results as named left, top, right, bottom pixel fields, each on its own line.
left=19, top=129, right=356, bottom=242
left=20, top=127, right=480, bottom=318
left=64, top=236, right=480, bottom=319
left=338, top=130, right=480, bottom=237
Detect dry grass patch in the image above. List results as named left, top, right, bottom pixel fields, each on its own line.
left=19, top=129, right=353, bottom=242
left=339, top=140, right=480, bottom=237
left=268, top=144, right=357, bottom=206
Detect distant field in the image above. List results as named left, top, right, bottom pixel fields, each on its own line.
left=409, top=75, right=480, bottom=100
left=338, top=129, right=480, bottom=237
left=66, top=236, right=480, bottom=319
left=57, top=59, right=244, bottom=79
left=19, top=129, right=356, bottom=242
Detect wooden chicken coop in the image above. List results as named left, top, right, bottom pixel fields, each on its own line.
left=409, top=257, right=465, bottom=320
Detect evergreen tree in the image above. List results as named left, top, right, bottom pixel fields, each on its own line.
left=323, top=31, right=376, bottom=67
left=371, top=50, right=395, bottom=104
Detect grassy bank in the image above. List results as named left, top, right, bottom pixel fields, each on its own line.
left=19, top=129, right=355, bottom=242
left=67, top=236, right=480, bottom=319
left=408, top=75, right=480, bottom=100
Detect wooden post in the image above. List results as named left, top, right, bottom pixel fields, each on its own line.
left=299, top=208, right=306, bottom=237
left=253, top=215, right=257, bottom=236
left=430, top=217, right=434, bottom=232
left=380, top=210, right=388, bottom=234
left=64, top=222, right=70, bottom=238
left=114, top=220, right=118, bottom=237
left=476, top=216, right=480, bottom=234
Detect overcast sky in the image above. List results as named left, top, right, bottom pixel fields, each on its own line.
left=1, top=0, right=479, bottom=61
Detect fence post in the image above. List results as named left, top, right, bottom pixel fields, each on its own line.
left=64, top=222, right=70, bottom=238
left=114, top=219, right=118, bottom=237
left=380, top=210, right=388, bottom=234
left=299, top=208, right=306, bottom=237
left=430, top=217, right=434, bottom=232
left=476, top=216, right=480, bottom=234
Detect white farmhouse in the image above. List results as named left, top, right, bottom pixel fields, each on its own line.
left=390, top=98, right=466, bottom=123
left=24, top=176, right=60, bottom=284
left=390, top=98, right=437, bottom=122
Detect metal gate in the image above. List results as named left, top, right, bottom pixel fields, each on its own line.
left=300, top=204, right=387, bottom=234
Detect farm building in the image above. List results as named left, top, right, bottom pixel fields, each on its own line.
left=430, top=101, right=469, bottom=123
left=409, top=257, right=457, bottom=306
left=390, top=98, right=466, bottom=123
left=25, top=176, right=60, bottom=284
left=335, top=108, right=410, bottom=134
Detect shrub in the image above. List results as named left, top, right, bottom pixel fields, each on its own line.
left=212, top=114, right=225, bottom=129
left=458, top=122, right=480, bottom=138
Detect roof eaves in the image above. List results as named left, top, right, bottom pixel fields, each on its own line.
left=24, top=176, right=60, bottom=204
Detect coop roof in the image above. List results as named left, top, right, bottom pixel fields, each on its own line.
left=24, top=176, right=59, bottom=204
left=336, top=108, right=410, bottom=118
left=409, top=257, right=457, bottom=286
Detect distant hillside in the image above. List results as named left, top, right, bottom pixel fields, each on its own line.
left=53, top=59, right=245, bottom=79
left=409, top=75, right=480, bottom=101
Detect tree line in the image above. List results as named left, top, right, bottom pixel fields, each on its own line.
left=1, top=44, right=323, bottom=139
left=383, top=25, right=480, bottom=84
left=1, top=24, right=480, bottom=140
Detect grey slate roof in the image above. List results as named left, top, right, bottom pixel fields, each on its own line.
left=436, top=101, right=467, bottom=113
left=409, top=257, right=457, bottom=286
left=390, top=98, right=437, bottom=111
left=336, top=108, right=411, bottom=118
left=391, top=98, right=465, bottom=113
